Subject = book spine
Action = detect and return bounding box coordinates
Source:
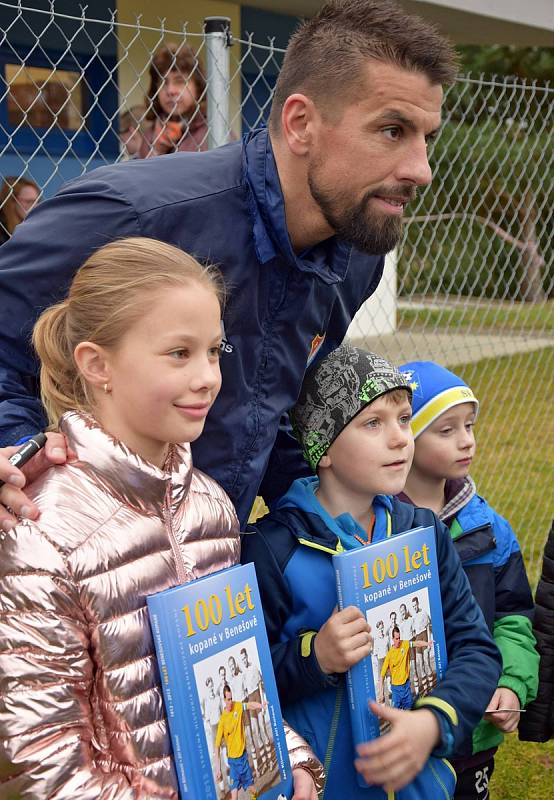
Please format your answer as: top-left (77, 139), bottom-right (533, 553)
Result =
top-left (149, 603), bottom-right (195, 799)
top-left (334, 563), bottom-right (366, 747)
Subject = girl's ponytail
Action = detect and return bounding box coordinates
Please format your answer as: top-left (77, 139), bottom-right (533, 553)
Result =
top-left (32, 300), bottom-right (88, 426)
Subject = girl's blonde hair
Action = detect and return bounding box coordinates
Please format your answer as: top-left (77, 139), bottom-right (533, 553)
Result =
top-left (32, 237), bottom-right (224, 426)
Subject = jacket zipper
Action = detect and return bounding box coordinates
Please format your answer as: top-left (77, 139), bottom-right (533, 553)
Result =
top-left (164, 488), bottom-right (188, 585)
top-left (322, 680), bottom-right (344, 799)
top-left (429, 759), bottom-right (453, 799)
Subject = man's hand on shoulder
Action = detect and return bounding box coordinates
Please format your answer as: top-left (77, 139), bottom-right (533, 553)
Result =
top-left (0, 432), bottom-right (71, 530)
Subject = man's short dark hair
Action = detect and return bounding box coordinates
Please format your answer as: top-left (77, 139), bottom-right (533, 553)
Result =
top-left (269, 0), bottom-right (458, 130)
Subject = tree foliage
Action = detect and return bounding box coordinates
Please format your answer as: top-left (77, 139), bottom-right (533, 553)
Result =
top-left (458, 46), bottom-right (554, 82)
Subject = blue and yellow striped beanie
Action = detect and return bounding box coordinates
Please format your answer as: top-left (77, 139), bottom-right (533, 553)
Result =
top-left (398, 361), bottom-right (479, 439)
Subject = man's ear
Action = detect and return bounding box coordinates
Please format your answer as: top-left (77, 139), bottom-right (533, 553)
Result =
top-left (318, 453), bottom-right (332, 469)
top-left (73, 341), bottom-right (112, 390)
top-left (280, 93), bottom-right (319, 157)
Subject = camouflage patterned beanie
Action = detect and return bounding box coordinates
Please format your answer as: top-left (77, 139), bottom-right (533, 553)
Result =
top-left (291, 345), bottom-right (412, 472)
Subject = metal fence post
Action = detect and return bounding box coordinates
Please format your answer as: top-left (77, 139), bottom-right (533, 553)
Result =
top-left (204, 16), bottom-right (232, 149)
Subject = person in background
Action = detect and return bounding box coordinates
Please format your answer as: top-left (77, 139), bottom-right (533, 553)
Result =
top-left (371, 619), bottom-right (389, 703)
top-left (240, 646), bottom-right (272, 773)
top-left (0, 176), bottom-right (39, 244)
top-left (519, 520), bottom-right (554, 743)
top-left (411, 595), bottom-right (434, 693)
top-left (398, 360), bottom-right (539, 800)
top-left (203, 677), bottom-right (226, 793)
top-left (140, 42), bottom-right (208, 157)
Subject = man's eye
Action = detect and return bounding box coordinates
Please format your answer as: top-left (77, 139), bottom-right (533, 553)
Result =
top-left (383, 126), bottom-right (402, 141)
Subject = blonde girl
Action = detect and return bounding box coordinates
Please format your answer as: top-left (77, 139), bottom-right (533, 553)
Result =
top-left (0, 237), bottom-right (322, 799)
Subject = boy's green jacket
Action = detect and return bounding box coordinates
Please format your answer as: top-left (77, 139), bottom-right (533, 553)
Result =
top-left (446, 488), bottom-right (539, 758)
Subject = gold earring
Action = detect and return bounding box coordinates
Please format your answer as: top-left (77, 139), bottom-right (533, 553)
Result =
top-left (103, 383), bottom-right (111, 394)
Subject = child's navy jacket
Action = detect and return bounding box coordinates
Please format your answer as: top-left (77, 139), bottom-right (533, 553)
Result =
top-left (242, 477), bottom-right (502, 799)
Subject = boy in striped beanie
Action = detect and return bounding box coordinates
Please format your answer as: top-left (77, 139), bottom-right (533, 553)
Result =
top-left (398, 360), bottom-right (538, 800)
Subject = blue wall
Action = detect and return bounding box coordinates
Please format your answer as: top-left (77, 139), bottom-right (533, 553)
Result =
top-left (240, 5), bottom-right (300, 131)
top-left (0, 0), bottom-right (119, 197)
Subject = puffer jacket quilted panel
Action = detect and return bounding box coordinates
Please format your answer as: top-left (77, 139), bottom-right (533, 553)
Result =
top-left (0, 411), bottom-right (240, 799)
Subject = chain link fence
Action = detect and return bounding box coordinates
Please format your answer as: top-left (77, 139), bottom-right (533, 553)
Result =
top-left (0, 2), bottom-right (552, 580)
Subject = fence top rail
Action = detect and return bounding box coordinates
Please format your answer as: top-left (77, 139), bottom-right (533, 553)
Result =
top-left (236, 33), bottom-right (286, 55)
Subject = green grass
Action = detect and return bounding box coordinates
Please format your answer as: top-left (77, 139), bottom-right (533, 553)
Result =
top-left (449, 349), bottom-right (554, 798)
top-left (490, 735), bottom-right (554, 800)
top-left (398, 300), bottom-right (554, 335)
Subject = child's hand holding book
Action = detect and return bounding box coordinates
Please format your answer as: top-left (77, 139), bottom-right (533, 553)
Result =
top-left (314, 605), bottom-right (373, 674)
top-left (354, 700), bottom-right (440, 792)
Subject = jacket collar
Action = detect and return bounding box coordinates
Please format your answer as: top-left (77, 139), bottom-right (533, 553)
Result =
top-left (397, 476), bottom-right (477, 528)
top-left (441, 476), bottom-right (477, 525)
top-left (59, 411), bottom-right (193, 516)
top-left (276, 475), bottom-right (393, 552)
top-left (243, 127), bottom-right (353, 285)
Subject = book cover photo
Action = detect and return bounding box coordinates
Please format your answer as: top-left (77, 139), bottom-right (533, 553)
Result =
top-left (147, 562), bottom-right (292, 800)
top-left (333, 526), bottom-right (447, 743)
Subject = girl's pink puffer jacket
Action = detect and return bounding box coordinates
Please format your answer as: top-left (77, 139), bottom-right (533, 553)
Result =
top-left (0, 412), bottom-right (323, 798)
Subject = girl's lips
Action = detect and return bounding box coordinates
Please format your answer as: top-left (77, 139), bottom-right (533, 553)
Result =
top-left (383, 460), bottom-right (407, 469)
top-left (456, 457), bottom-right (472, 465)
top-left (174, 404), bottom-right (211, 419)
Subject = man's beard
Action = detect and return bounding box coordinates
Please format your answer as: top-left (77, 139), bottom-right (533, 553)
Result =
top-left (308, 164), bottom-right (415, 255)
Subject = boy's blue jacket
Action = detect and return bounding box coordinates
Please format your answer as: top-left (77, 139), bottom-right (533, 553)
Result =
top-left (441, 488), bottom-right (538, 758)
top-left (0, 128), bottom-right (383, 524)
top-left (241, 478), bottom-right (502, 800)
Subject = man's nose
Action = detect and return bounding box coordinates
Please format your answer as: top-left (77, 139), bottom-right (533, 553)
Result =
top-left (399, 140), bottom-right (433, 188)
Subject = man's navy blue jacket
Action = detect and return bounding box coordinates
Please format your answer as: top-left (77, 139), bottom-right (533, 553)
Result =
top-left (0, 129), bottom-right (384, 523)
